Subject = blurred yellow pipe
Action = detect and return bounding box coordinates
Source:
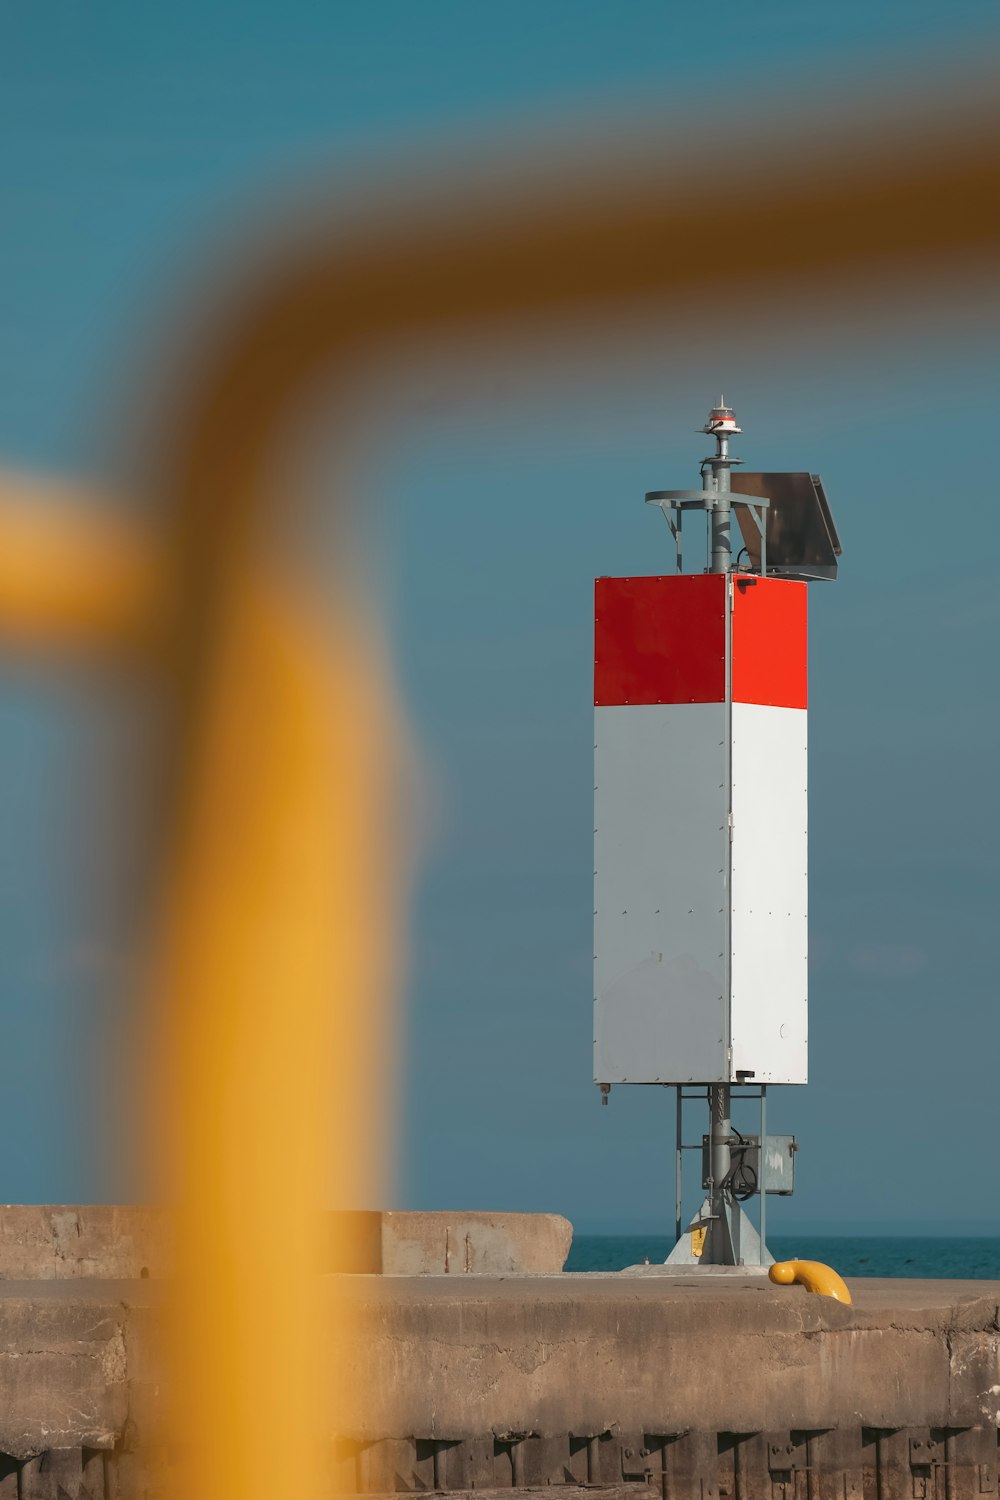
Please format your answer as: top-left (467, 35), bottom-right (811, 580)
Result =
top-left (0, 477), bottom-right (159, 652)
top-left (770, 1260), bottom-right (853, 1304)
top-left (146, 574), bottom-right (402, 1495)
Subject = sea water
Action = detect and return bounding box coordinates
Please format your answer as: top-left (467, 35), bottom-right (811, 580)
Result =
top-left (565, 1234), bottom-right (1000, 1278)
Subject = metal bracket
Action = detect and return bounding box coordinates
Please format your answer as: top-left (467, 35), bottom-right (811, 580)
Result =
top-left (909, 1434), bottom-right (939, 1499)
top-left (767, 1437), bottom-right (803, 1473)
top-left (645, 489), bottom-right (770, 576)
top-left (766, 1432), bottom-right (809, 1499)
top-left (739, 500), bottom-right (768, 577)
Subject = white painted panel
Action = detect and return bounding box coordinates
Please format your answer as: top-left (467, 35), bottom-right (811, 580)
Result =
top-left (730, 703), bottom-right (808, 1084)
top-left (594, 704), bottom-right (728, 1083)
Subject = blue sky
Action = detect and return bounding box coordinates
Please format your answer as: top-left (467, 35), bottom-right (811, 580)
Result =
top-left (1, 2), bottom-right (998, 1236)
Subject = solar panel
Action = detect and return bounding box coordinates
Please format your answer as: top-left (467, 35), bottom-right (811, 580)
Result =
top-left (731, 472), bottom-right (841, 581)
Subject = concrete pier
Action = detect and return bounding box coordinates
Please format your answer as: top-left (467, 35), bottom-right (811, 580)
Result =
top-left (338, 1272), bottom-right (1000, 1496)
top-left (0, 1272), bottom-right (995, 1496)
top-left (0, 1213), bottom-right (995, 1497)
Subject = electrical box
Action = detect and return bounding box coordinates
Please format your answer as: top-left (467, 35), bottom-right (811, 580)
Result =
top-left (700, 1134), bottom-right (797, 1195)
top-left (593, 571), bottom-right (808, 1086)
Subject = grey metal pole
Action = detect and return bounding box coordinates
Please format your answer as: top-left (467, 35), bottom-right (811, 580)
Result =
top-left (709, 428), bottom-right (732, 574)
top-left (675, 1087), bottom-right (683, 1246)
top-left (705, 400), bottom-right (737, 1264)
top-left (709, 1083), bottom-right (731, 1189)
top-left (707, 1082), bottom-right (732, 1262)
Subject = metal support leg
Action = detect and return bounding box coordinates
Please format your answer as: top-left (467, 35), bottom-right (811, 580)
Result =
top-left (675, 1087), bottom-right (683, 1247)
top-left (759, 1085), bottom-right (767, 1265)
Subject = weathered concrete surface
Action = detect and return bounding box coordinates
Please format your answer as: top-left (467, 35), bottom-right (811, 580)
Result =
top-left (339, 1273), bottom-right (1000, 1438)
top-left (379, 1212), bottom-right (573, 1275)
top-left (0, 1273), bottom-right (993, 1449)
top-left (0, 1207), bottom-right (572, 1277)
top-left (0, 1272), bottom-right (994, 1495)
top-left (0, 1207), bottom-right (170, 1280)
top-left (0, 1282), bottom-right (142, 1460)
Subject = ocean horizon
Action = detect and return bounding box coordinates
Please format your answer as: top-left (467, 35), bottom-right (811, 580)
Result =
top-left (566, 1232), bottom-right (1000, 1278)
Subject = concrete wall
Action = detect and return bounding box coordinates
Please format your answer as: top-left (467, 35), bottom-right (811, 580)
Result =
top-left (378, 1212), bottom-right (572, 1275)
top-left (335, 1273), bottom-right (1000, 1497)
top-left (345, 1273), bottom-right (1000, 1437)
top-left (0, 1286), bottom-right (129, 1460)
top-left (0, 1272), bottom-right (989, 1496)
top-left (0, 1206), bottom-right (171, 1280)
top-left (0, 1214), bottom-right (995, 1498)
top-left (0, 1207), bottom-right (572, 1278)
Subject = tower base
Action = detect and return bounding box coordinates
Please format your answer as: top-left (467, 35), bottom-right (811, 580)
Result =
top-left (665, 1198), bottom-right (773, 1268)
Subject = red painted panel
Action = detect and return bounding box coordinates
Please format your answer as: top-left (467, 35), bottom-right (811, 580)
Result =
top-left (731, 575), bottom-right (807, 709)
top-left (594, 574), bottom-right (726, 706)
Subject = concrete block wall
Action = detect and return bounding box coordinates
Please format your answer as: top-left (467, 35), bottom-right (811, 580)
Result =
top-left (0, 1211), bottom-right (995, 1497)
top-left (0, 1206), bottom-right (573, 1278)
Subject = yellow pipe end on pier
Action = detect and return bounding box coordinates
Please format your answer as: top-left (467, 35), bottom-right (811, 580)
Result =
top-left (769, 1260), bottom-right (852, 1304)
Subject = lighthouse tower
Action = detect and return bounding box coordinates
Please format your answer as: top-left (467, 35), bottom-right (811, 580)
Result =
top-left (593, 401), bottom-right (840, 1266)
